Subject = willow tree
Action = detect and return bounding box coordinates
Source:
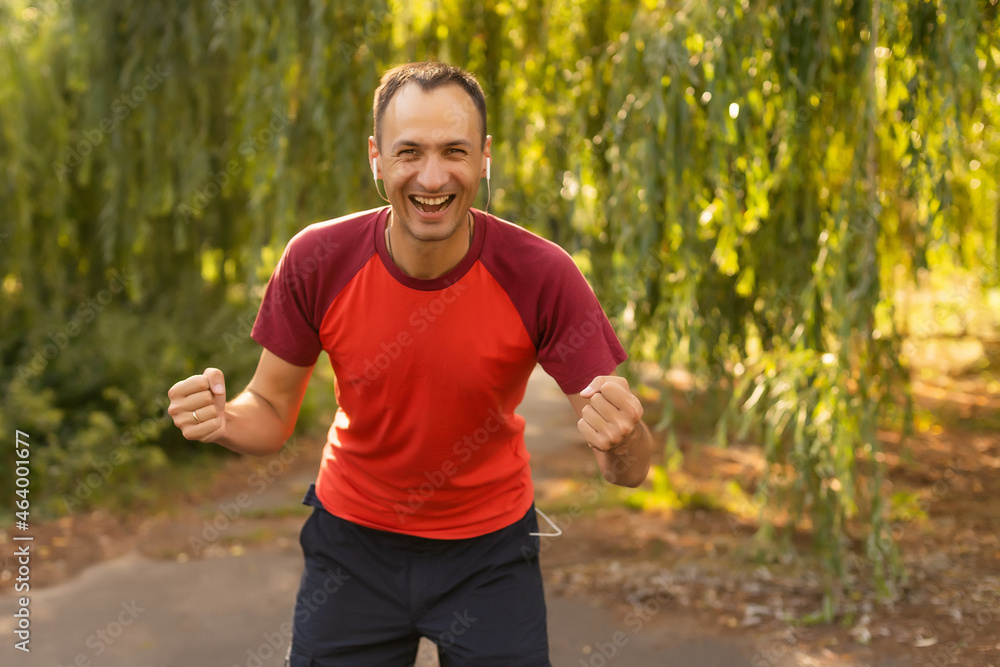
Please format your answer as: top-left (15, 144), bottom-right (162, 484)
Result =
top-left (2, 0), bottom-right (997, 608)
top-left (381, 0), bottom-right (999, 609)
top-left (608, 0), bottom-right (998, 610)
top-left (0, 0), bottom-right (390, 512)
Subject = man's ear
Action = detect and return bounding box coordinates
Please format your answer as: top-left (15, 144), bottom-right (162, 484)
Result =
top-left (368, 136), bottom-right (380, 179)
top-left (481, 135), bottom-right (492, 179)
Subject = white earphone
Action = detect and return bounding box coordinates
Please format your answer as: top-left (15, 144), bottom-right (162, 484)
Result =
top-left (486, 156), bottom-right (491, 182)
top-left (372, 156), bottom-right (389, 203)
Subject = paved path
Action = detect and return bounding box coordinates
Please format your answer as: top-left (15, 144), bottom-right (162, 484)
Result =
top-left (0, 367), bottom-right (758, 667)
top-left (0, 548), bottom-right (755, 667)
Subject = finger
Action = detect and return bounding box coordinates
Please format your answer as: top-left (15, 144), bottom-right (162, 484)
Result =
top-left (203, 367), bottom-right (227, 422)
top-left (167, 392), bottom-right (214, 430)
top-left (579, 405), bottom-right (613, 451)
top-left (586, 387), bottom-right (640, 442)
top-left (580, 375), bottom-right (628, 399)
top-left (588, 390), bottom-right (621, 422)
top-left (167, 375), bottom-right (211, 402)
top-left (167, 380), bottom-right (211, 424)
top-left (176, 389), bottom-right (216, 412)
top-left (577, 415), bottom-right (606, 451)
top-left (204, 367), bottom-right (226, 397)
top-left (586, 401), bottom-right (624, 446)
top-left (190, 404), bottom-right (218, 424)
top-left (595, 382), bottom-right (643, 421)
top-left (181, 421), bottom-right (221, 443)
top-left (180, 402), bottom-right (223, 442)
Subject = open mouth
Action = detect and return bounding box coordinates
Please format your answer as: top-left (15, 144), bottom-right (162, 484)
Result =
top-left (409, 194), bottom-right (456, 214)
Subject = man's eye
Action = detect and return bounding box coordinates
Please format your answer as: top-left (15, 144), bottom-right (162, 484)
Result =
top-left (399, 149), bottom-right (417, 156)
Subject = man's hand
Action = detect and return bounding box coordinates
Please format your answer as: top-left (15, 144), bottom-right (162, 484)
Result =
top-left (577, 375), bottom-right (644, 453)
top-left (567, 375), bottom-right (651, 487)
top-left (167, 368), bottom-right (228, 444)
top-left (166, 351), bottom-right (312, 457)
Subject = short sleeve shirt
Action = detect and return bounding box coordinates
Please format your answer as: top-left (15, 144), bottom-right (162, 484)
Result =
top-left (251, 207), bottom-right (626, 538)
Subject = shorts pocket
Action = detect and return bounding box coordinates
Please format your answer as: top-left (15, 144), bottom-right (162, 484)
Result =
top-left (298, 507), bottom-right (321, 555)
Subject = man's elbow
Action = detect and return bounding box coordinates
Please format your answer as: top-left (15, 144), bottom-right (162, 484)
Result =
top-left (266, 430), bottom-right (297, 457)
top-left (601, 463), bottom-right (650, 488)
top-left (248, 429), bottom-right (296, 458)
top-left (617, 475), bottom-right (648, 489)
top-left (260, 442), bottom-right (288, 457)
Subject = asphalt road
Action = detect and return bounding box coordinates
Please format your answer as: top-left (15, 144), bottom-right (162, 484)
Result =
top-left (0, 368), bottom-right (759, 667)
top-left (0, 547), bottom-right (761, 667)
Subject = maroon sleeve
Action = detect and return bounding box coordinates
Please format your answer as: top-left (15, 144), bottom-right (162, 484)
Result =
top-left (251, 211), bottom-right (380, 367)
top-left (479, 214), bottom-right (627, 394)
top-left (250, 232), bottom-right (324, 367)
top-left (533, 255), bottom-right (627, 394)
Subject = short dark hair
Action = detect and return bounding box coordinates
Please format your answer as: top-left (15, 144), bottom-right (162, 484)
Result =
top-left (373, 62), bottom-right (487, 149)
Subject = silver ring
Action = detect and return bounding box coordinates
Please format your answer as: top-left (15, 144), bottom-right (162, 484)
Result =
top-left (192, 410), bottom-right (202, 423)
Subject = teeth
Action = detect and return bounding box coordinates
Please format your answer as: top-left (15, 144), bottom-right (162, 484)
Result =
top-left (413, 195), bottom-right (450, 206)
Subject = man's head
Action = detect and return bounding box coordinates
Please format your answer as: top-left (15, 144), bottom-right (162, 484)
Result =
top-left (372, 62), bottom-right (487, 150)
top-left (369, 62), bottom-right (492, 250)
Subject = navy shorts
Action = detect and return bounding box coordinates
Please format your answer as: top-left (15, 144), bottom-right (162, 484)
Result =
top-left (285, 485), bottom-right (550, 666)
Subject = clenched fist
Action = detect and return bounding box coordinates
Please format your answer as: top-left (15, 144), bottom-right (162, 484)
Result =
top-left (577, 375), bottom-right (644, 453)
top-left (167, 367), bottom-right (228, 443)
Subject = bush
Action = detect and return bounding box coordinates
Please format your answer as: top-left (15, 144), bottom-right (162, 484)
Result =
top-left (0, 292), bottom-right (261, 519)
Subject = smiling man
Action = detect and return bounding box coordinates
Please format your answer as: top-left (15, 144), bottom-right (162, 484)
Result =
top-left (167, 62), bottom-right (652, 666)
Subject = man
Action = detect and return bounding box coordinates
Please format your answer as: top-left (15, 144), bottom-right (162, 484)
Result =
top-left (167, 62), bottom-right (652, 666)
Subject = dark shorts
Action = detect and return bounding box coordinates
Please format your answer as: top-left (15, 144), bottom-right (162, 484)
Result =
top-left (286, 485), bottom-right (550, 666)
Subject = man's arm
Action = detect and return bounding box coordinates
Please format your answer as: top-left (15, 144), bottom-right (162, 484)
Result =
top-left (168, 349), bottom-right (314, 456)
top-left (567, 375), bottom-right (653, 488)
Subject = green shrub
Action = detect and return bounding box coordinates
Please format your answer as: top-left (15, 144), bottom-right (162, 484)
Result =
top-left (1, 292), bottom-right (261, 519)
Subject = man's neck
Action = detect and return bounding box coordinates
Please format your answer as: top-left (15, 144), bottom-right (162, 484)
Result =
top-left (386, 210), bottom-right (474, 280)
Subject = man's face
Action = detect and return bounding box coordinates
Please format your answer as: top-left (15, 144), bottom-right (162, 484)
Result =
top-left (371, 83), bottom-right (490, 243)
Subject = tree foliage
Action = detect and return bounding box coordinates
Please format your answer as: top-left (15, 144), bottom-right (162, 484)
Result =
top-left (1, 0), bottom-right (997, 608)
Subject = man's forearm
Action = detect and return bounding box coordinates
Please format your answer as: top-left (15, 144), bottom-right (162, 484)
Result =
top-left (597, 421), bottom-right (653, 487)
top-left (214, 390), bottom-right (294, 457)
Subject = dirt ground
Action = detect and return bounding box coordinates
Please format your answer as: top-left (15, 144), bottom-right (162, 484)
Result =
top-left (2, 370), bottom-right (999, 666)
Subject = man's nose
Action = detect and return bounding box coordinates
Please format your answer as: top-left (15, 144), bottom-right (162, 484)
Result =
top-left (416, 155), bottom-right (449, 192)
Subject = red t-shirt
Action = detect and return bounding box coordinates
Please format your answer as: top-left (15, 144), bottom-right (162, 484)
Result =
top-left (251, 207), bottom-right (626, 538)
